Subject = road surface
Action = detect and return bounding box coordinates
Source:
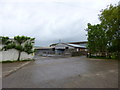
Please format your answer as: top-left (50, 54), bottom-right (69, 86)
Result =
top-left (2, 56), bottom-right (118, 88)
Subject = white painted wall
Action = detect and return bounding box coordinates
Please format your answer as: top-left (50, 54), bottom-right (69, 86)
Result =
top-left (0, 38), bottom-right (35, 61)
top-left (0, 49), bottom-right (34, 61)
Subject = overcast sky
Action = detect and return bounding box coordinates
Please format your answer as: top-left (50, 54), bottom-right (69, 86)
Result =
top-left (0, 0), bottom-right (119, 46)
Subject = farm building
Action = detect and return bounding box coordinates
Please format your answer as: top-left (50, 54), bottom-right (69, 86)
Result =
top-left (35, 41), bottom-right (87, 56)
top-left (35, 47), bottom-right (55, 56)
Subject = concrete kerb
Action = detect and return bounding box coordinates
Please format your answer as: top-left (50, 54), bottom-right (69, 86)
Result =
top-left (2, 61), bottom-right (33, 78)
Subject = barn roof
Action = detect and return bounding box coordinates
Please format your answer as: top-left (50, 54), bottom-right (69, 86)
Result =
top-left (68, 44), bottom-right (86, 48)
top-left (34, 46), bottom-right (53, 49)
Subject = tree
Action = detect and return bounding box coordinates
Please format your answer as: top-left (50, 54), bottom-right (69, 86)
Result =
top-left (1, 36), bottom-right (35, 61)
top-left (86, 23), bottom-right (107, 57)
top-left (0, 36), bottom-right (14, 51)
top-left (0, 36), bottom-right (9, 45)
top-left (14, 36), bottom-right (35, 61)
top-left (86, 2), bottom-right (120, 59)
top-left (99, 4), bottom-right (120, 59)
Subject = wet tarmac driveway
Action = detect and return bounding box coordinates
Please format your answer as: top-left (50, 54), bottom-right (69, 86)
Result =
top-left (2, 56), bottom-right (118, 88)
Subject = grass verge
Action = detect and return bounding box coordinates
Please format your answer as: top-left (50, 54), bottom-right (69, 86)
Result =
top-left (88, 56), bottom-right (117, 60)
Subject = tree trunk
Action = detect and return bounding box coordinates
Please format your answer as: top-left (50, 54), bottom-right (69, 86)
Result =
top-left (117, 52), bottom-right (120, 60)
top-left (101, 52), bottom-right (105, 57)
top-left (89, 53), bottom-right (91, 57)
top-left (17, 51), bottom-right (21, 61)
top-left (108, 53), bottom-right (111, 59)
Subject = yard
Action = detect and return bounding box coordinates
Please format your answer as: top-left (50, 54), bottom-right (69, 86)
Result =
top-left (2, 56), bottom-right (118, 88)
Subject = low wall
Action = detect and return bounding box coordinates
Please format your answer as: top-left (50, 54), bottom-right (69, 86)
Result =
top-left (71, 51), bottom-right (87, 56)
top-left (0, 49), bottom-right (34, 61)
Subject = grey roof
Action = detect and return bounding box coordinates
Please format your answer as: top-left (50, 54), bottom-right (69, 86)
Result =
top-left (68, 44), bottom-right (86, 48)
top-left (34, 46), bottom-right (53, 49)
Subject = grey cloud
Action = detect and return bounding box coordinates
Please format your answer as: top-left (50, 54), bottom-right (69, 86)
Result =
top-left (0, 0), bottom-right (118, 46)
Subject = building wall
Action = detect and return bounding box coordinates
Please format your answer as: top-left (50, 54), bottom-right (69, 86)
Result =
top-left (35, 49), bottom-right (55, 55)
top-left (0, 49), bottom-right (34, 61)
top-left (54, 43), bottom-right (74, 55)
